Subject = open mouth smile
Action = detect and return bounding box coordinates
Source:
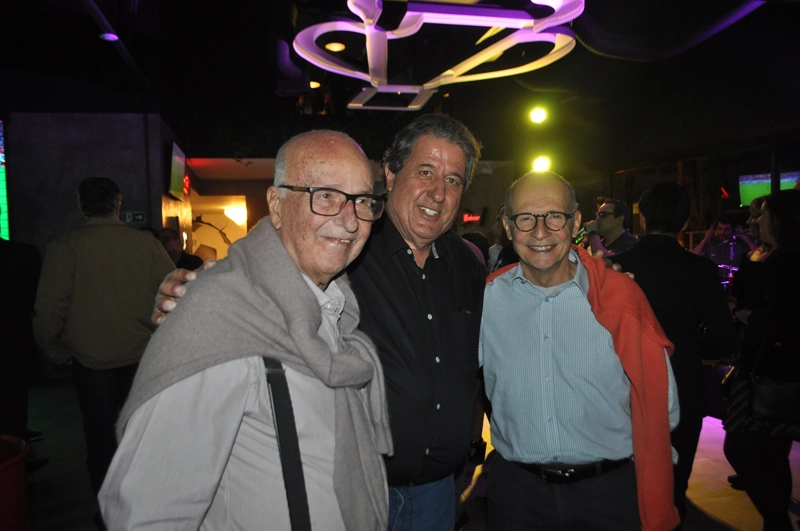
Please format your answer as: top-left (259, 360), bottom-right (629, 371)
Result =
top-left (419, 206), bottom-right (439, 217)
top-left (528, 244), bottom-right (555, 252)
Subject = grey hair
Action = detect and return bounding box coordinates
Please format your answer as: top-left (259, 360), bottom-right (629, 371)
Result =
top-left (382, 114), bottom-right (482, 189)
top-left (505, 171), bottom-right (577, 215)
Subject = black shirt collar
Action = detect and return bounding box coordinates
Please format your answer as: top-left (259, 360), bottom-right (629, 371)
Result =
top-left (371, 215), bottom-right (451, 266)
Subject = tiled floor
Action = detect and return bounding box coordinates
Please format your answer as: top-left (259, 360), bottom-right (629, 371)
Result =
top-left (15, 376), bottom-right (800, 530)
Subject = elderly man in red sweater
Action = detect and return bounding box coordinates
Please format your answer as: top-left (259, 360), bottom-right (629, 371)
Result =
top-left (481, 171), bottom-right (681, 531)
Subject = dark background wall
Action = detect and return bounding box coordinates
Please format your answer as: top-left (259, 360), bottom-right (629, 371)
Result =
top-left (6, 113), bottom-right (174, 252)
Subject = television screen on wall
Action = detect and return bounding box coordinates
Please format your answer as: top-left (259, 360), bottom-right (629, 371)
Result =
top-left (0, 120), bottom-right (8, 240)
top-left (780, 171), bottom-right (799, 191)
top-left (169, 142), bottom-right (188, 201)
top-left (739, 172), bottom-right (800, 207)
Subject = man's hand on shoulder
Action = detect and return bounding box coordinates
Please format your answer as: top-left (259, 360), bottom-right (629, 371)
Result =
top-left (151, 260), bottom-right (216, 325)
top-left (593, 249), bottom-right (633, 279)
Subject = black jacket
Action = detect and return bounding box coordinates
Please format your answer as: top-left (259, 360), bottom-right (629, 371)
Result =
top-left (611, 234), bottom-right (737, 417)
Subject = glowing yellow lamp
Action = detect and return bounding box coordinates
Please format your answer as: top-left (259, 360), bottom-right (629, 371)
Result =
top-left (532, 156), bottom-right (551, 172)
top-left (224, 206), bottom-right (248, 226)
top-left (324, 42), bottom-right (346, 52)
top-left (529, 108), bottom-right (547, 124)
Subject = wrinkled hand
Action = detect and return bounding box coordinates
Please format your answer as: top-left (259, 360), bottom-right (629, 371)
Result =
top-left (151, 259), bottom-right (216, 325)
top-left (593, 249), bottom-right (633, 279)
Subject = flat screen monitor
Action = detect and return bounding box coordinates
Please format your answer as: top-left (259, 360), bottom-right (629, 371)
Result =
top-left (0, 120), bottom-right (8, 240)
top-left (169, 142), bottom-right (188, 201)
top-left (738, 173), bottom-right (771, 207)
top-left (739, 172), bottom-right (800, 207)
top-left (780, 170), bottom-right (799, 191)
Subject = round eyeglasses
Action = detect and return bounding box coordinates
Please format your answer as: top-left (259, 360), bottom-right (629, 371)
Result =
top-left (506, 211), bottom-right (574, 232)
top-left (278, 185), bottom-right (385, 222)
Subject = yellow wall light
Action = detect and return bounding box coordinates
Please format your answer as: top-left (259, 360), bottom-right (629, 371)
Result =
top-left (224, 206), bottom-right (248, 226)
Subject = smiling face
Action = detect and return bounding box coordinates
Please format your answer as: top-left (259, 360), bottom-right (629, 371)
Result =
top-left (267, 132), bottom-right (374, 290)
top-left (503, 174), bottom-right (581, 287)
top-left (384, 135), bottom-right (466, 253)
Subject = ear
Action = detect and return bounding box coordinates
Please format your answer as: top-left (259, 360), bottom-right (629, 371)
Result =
top-left (502, 216), bottom-right (513, 241)
top-left (267, 187), bottom-right (283, 230)
top-left (385, 166), bottom-right (397, 192)
top-left (571, 210), bottom-right (582, 238)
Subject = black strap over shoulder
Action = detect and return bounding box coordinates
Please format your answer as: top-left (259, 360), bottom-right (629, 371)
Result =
top-left (263, 357), bottom-right (312, 531)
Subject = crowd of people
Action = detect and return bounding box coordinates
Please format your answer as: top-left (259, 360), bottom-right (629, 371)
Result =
top-left (3, 113), bottom-right (799, 531)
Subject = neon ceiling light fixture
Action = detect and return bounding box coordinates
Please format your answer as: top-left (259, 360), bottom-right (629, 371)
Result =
top-left (293, 0), bottom-right (584, 111)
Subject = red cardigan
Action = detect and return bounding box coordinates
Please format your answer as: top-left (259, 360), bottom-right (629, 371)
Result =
top-left (488, 247), bottom-right (680, 531)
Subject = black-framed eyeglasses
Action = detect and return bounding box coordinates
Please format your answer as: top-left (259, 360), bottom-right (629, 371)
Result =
top-left (506, 211), bottom-right (575, 232)
top-left (278, 185), bottom-right (385, 222)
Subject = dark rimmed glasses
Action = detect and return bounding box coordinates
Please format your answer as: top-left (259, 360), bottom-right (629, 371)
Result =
top-left (278, 185), bottom-right (385, 222)
top-left (506, 211), bottom-right (575, 232)
top-left (596, 211), bottom-right (619, 220)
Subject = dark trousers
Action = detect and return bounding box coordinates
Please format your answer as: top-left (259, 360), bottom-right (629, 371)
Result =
top-left (487, 453), bottom-right (640, 531)
top-left (671, 414), bottom-right (703, 523)
top-left (724, 429), bottom-right (794, 531)
top-left (72, 360), bottom-right (138, 495)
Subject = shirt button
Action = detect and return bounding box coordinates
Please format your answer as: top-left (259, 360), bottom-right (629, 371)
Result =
top-left (422, 274), bottom-right (426, 280)
top-left (544, 335), bottom-right (550, 341)
top-left (435, 357), bottom-right (440, 363)
top-left (545, 297), bottom-right (550, 302)
top-left (436, 403), bottom-right (441, 410)
top-left (548, 417), bottom-right (553, 422)
top-left (427, 314), bottom-right (433, 320)
top-left (545, 376), bottom-right (550, 382)
top-left (407, 249), bottom-right (413, 255)
top-left (425, 448), bottom-right (430, 455)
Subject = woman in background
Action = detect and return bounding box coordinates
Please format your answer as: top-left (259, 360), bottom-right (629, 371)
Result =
top-left (724, 189), bottom-right (800, 531)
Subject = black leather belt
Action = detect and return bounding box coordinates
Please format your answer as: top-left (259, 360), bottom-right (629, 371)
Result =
top-left (512, 457), bottom-right (632, 484)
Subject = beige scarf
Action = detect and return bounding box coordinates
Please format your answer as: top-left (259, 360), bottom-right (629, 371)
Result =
top-left (118, 219), bottom-right (393, 531)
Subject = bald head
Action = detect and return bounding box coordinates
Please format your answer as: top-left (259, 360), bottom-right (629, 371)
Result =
top-left (505, 172), bottom-right (576, 216)
top-left (274, 130), bottom-right (371, 191)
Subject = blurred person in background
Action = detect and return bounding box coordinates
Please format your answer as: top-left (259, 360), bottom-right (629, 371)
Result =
top-left (584, 199), bottom-right (638, 255)
top-left (724, 189), bottom-right (800, 531)
top-left (33, 177), bottom-right (175, 526)
top-left (610, 182), bottom-right (737, 525)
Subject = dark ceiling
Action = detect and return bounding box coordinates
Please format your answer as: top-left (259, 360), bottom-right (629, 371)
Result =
top-left (3, 0), bottom-right (800, 174)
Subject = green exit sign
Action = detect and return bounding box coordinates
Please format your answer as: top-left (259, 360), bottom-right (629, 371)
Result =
top-left (122, 211), bottom-right (146, 224)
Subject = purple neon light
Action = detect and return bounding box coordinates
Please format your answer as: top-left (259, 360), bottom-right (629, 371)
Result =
top-left (99, 33), bottom-right (119, 42)
top-left (293, 0), bottom-right (583, 110)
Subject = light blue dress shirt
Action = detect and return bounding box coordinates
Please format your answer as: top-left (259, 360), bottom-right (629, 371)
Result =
top-left (480, 250), bottom-right (678, 465)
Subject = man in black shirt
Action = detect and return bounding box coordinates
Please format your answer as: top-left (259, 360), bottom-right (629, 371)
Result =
top-left (348, 115), bottom-right (484, 530)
